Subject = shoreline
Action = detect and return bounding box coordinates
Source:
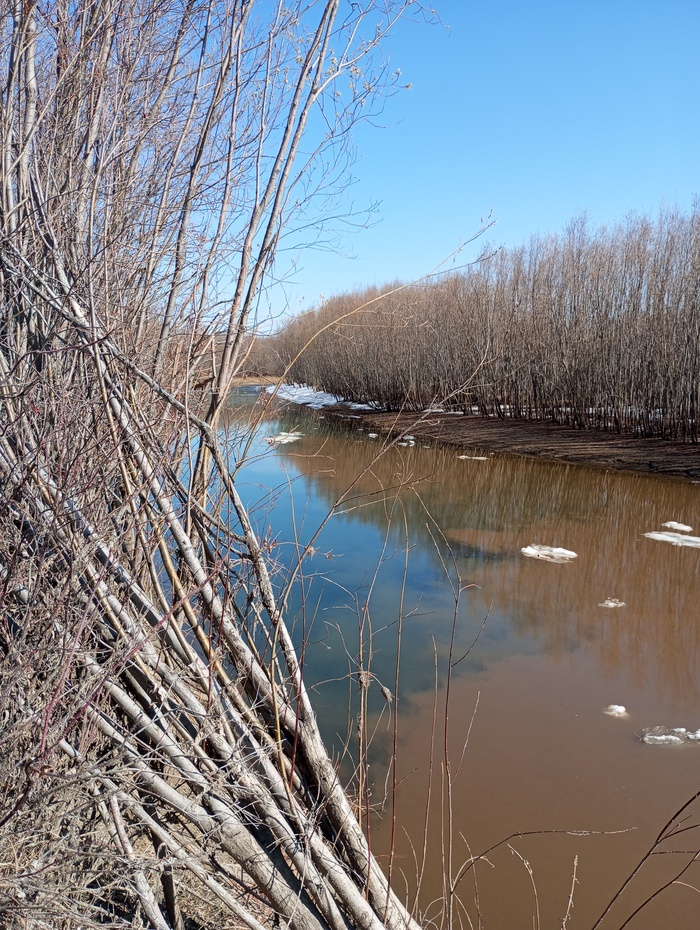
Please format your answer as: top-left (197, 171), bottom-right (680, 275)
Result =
top-left (323, 405), bottom-right (700, 482)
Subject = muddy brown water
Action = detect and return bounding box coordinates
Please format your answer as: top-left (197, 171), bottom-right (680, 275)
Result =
top-left (229, 390), bottom-right (700, 929)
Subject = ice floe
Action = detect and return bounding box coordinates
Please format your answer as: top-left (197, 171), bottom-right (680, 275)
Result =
top-left (521, 544), bottom-right (578, 563)
top-left (604, 705), bottom-right (628, 718)
top-left (598, 598), bottom-right (626, 608)
top-left (662, 521), bottom-right (693, 532)
top-left (266, 431), bottom-right (303, 445)
top-left (643, 531), bottom-right (700, 548)
top-left (642, 726), bottom-right (700, 745)
top-left (367, 433), bottom-right (379, 439)
top-left (458, 455), bottom-right (489, 461)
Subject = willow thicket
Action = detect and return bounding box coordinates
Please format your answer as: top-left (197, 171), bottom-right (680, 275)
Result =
top-left (273, 208), bottom-right (700, 441)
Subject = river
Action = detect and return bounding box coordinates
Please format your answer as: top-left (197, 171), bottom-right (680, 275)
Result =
top-left (226, 386), bottom-right (700, 929)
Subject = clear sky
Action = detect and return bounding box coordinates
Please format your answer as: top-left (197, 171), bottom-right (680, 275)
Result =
top-left (270, 0), bottom-right (699, 315)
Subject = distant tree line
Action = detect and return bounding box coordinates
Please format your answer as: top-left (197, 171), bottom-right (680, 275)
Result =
top-left (271, 206), bottom-right (700, 441)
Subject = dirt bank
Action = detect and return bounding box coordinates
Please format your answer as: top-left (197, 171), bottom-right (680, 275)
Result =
top-left (325, 407), bottom-right (700, 481)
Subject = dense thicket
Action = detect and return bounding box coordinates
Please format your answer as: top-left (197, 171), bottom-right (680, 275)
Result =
top-left (276, 208), bottom-right (700, 441)
top-left (0, 2), bottom-right (429, 929)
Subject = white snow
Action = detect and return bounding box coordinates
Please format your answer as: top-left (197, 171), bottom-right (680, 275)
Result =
top-left (521, 544), bottom-right (578, 563)
top-left (458, 455), bottom-right (489, 461)
top-left (266, 384), bottom-right (374, 410)
top-left (367, 433), bottom-right (379, 439)
top-left (643, 731), bottom-right (686, 745)
top-left (604, 705), bottom-right (628, 717)
top-left (662, 521), bottom-right (693, 532)
top-left (598, 598), bottom-right (626, 608)
top-left (267, 431), bottom-right (303, 445)
top-left (642, 726), bottom-right (692, 745)
top-left (643, 531), bottom-right (700, 548)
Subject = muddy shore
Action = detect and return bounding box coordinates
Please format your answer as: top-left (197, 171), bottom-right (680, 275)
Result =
top-left (324, 406), bottom-right (700, 482)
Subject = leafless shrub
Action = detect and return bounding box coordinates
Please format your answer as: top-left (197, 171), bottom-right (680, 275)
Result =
top-left (0, 2), bottom-right (437, 928)
top-left (277, 207), bottom-right (700, 442)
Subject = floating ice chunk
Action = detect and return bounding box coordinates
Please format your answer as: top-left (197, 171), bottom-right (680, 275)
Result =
top-left (598, 598), bottom-right (626, 608)
top-left (642, 726), bottom-right (690, 745)
top-left (604, 704), bottom-right (628, 717)
top-left (367, 433), bottom-right (379, 439)
top-left (457, 455), bottom-right (489, 461)
top-left (643, 732), bottom-right (684, 745)
top-left (662, 521), bottom-right (693, 532)
top-left (267, 431), bottom-right (303, 445)
top-left (521, 544), bottom-right (578, 563)
top-left (644, 531), bottom-right (700, 548)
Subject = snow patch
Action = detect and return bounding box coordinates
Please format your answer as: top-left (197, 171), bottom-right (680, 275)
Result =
top-left (521, 545), bottom-right (578, 563)
top-left (266, 384), bottom-right (373, 410)
top-left (598, 598), bottom-right (626, 608)
top-left (458, 455), bottom-right (488, 461)
top-left (662, 521), bottom-right (693, 532)
top-left (267, 431), bottom-right (303, 445)
top-left (644, 531), bottom-right (700, 548)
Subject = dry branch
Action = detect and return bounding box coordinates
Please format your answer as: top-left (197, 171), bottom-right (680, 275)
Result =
top-left (0, 2), bottom-right (433, 927)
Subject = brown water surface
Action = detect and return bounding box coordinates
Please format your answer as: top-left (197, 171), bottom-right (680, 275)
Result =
top-left (231, 392), bottom-right (700, 929)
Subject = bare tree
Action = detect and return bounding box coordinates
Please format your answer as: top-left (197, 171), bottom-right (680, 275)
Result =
top-left (0, 2), bottom-right (434, 928)
top-left (277, 206), bottom-right (700, 442)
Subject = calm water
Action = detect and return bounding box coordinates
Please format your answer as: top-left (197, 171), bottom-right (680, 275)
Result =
top-left (226, 387), bottom-right (700, 929)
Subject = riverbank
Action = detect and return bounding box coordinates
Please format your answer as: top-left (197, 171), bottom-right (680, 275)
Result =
top-left (324, 405), bottom-right (700, 481)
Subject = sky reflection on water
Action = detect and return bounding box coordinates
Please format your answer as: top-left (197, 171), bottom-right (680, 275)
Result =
top-left (224, 386), bottom-right (700, 928)
top-left (225, 390), bottom-right (700, 723)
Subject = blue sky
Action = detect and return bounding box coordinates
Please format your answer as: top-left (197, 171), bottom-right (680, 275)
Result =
top-left (271, 0), bottom-right (699, 314)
